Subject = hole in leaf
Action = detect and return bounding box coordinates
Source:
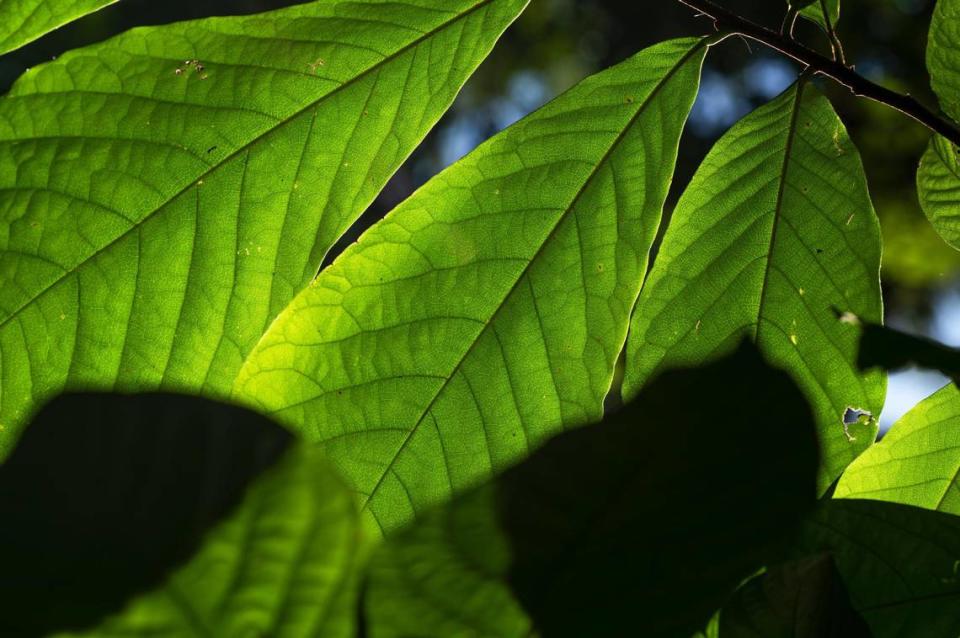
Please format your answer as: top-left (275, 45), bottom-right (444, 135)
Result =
top-left (841, 407), bottom-right (873, 442)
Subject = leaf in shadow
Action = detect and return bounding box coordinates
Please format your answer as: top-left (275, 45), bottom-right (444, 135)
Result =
top-left (720, 554), bottom-right (871, 638)
top-left (365, 341), bottom-right (821, 638)
top-left (766, 499), bottom-right (960, 638)
top-left (0, 392), bottom-right (292, 637)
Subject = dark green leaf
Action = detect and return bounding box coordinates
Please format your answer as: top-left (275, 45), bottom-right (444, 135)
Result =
top-left (623, 80), bottom-right (884, 490)
top-left (0, 392), bottom-right (292, 636)
top-left (787, 500), bottom-right (960, 637)
top-left (721, 554), bottom-right (870, 638)
top-left (364, 342), bottom-right (820, 638)
top-left (0, 0), bottom-right (116, 55)
top-left (236, 38), bottom-right (707, 533)
top-left (0, 0), bottom-right (527, 452)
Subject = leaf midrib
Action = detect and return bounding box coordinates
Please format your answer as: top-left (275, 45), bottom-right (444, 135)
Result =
top-left (353, 40), bottom-right (708, 518)
top-left (753, 80), bottom-right (805, 345)
top-left (0, 0), bottom-right (498, 331)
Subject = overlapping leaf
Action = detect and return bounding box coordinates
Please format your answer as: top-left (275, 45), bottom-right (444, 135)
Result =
top-left (0, 0), bottom-right (117, 56)
top-left (782, 500), bottom-right (960, 638)
top-left (720, 555), bottom-right (870, 638)
top-left (0, 0), bottom-right (528, 452)
top-left (835, 382), bottom-right (960, 513)
top-left (0, 392), bottom-right (293, 636)
top-left (365, 344), bottom-right (819, 638)
top-left (235, 37), bottom-right (708, 533)
top-left (623, 80), bottom-right (884, 489)
top-left (65, 444), bottom-right (366, 638)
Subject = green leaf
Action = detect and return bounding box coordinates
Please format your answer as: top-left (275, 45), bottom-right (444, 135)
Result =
top-left (782, 500), bottom-right (960, 637)
top-left (0, 0), bottom-right (528, 451)
top-left (789, 0), bottom-right (840, 32)
top-left (235, 37), bottom-right (708, 534)
top-left (835, 383), bottom-right (960, 513)
top-left (917, 135), bottom-right (960, 250)
top-left (928, 0), bottom-right (960, 123)
top-left (0, 391), bottom-right (292, 636)
top-left (364, 343), bottom-right (820, 638)
top-left (0, 0), bottom-right (117, 56)
top-left (64, 443), bottom-right (367, 638)
top-left (720, 554), bottom-right (871, 638)
top-left (623, 80), bottom-right (885, 490)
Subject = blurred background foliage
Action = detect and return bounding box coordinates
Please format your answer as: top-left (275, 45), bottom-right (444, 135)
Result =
top-left (1, 0), bottom-right (956, 426)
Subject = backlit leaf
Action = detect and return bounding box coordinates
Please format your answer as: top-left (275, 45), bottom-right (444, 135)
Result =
top-left (917, 135), bottom-right (960, 250)
top-left (365, 344), bottom-right (819, 638)
top-left (835, 382), bottom-right (960, 513)
top-left (235, 37), bottom-right (707, 533)
top-left (0, 0), bottom-right (528, 452)
top-left (928, 0), bottom-right (960, 123)
top-left (623, 80), bottom-right (885, 489)
top-left (0, 0), bottom-right (117, 56)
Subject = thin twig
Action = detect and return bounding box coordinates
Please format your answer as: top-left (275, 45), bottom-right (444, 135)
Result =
top-left (678, 0), bottom-right (960, 147)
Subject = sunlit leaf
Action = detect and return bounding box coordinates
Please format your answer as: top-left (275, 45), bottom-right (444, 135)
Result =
top-left (835, 382), bottom-right (960, 513)
top-left (235, 37), bottom-right (707, 533)
top-left (623, 80), bottom-right (884, 489)
top-left (0, 0), bottom-right (528, 452)
top-left (365, 343), bottom-right (819, 638)
top-left (928, 0), bottom-right (960, 123)
top-left (917, 135), bottom-right (960, 250)
top-left (0, 0), bottom-right (117, 56)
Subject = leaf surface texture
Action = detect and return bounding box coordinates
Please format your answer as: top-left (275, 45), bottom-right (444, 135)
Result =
top-left (0, 0), bottom-right (527, 449)
top-left (623, 80), bottom-right (885, 488)
top-left (0, 0), bottom-right (117, 55)
top-left (836, 382), bottom-right (960, 514)
top-left (236, 38), bottom-right (707, 533)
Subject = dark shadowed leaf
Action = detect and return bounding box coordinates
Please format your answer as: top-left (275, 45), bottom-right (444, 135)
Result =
top-left (364, 342), bottom-right (820, 638)
top-left (785, 500), bottom-right (960, 638)
top-left (856, 319), bottom-right (960, 382)
top-left (0, 392), bottom-right (292, 636)
top-left (69, 444), bottom-right (367, 638)
top-left (721, 554), bottom-right (870, 638)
